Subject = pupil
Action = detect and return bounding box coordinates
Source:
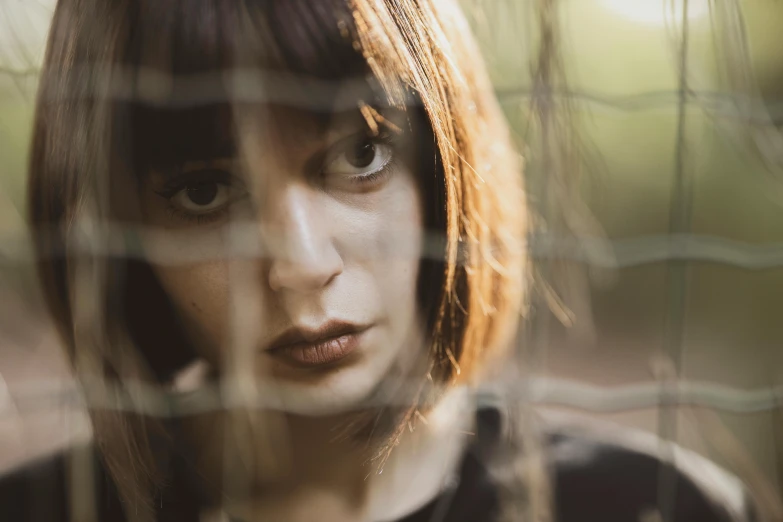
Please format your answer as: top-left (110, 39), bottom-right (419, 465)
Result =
top-left (349, 140), bottom-right (375, 168)
top-left (187, 183), bottom-right (218, 206)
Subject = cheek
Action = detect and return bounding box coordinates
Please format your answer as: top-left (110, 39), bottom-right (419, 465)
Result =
top-left (346, 171), bottom-right (424, 322)
top-left (378, 202), bottom-right (423, 302)
top-left (149, 260), bottom-right (231, 361)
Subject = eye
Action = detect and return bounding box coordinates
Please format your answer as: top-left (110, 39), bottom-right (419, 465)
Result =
top-left (171, 181), bottom-right (232, 214)
top-left (323, 135), bottom-right (394, 180)
top-left (155, 167), bottom-right (247, 222)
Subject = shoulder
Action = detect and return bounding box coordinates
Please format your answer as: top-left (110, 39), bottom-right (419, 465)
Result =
top-left (0, 444), bottom-right (126, 522)
top-left (530, 410), bottom-right (757, 522)
top-left (408, 406), bottom-right (759, 522)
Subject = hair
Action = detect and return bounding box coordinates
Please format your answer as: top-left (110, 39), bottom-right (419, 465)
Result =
top-left (28, 0), bottom-right (527, 518)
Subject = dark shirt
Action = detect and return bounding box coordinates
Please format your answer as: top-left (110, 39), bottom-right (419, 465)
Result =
top-left (0, 408), bottom-right (757, 522)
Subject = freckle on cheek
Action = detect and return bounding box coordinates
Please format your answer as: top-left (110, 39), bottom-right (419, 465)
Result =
top-left (191, 301), bottom-right (203, 313)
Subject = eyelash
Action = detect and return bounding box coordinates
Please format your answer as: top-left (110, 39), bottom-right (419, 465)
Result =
top-left (365, 140), bottom-right (397, 181)
top-left (349, 168), bottom-right (388, 185)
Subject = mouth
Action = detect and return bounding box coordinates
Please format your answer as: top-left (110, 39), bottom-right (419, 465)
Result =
top-left (266, 321), bottom-right (371, 369)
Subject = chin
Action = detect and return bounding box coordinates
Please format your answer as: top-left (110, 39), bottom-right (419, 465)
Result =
top-left (255, 347), bottom-right (402, 416)
top-left (256, 365), bottom-right (388, 416)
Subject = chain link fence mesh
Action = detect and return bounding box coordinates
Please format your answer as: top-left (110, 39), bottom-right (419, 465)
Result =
top-left (0, 0), bottom-right (781, 520)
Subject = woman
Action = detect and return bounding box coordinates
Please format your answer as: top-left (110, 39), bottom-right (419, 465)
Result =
top-left (1, 0), bottom-right (760, 521)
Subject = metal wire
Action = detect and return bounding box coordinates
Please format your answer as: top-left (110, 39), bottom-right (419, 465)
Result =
top-left (0, 0), bottom-right (781, 520)
top-left (4, 228), bottom-right (783, 270)
top-left (2, 377), bottom-right (781, 419)
top-left (4, 61), bottom-right (783, 119)
top-left (658, 1), bottom-right (694, 518)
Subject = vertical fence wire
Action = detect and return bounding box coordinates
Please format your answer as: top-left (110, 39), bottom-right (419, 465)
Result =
top-left (657, 0), bottom-right (694, 520)
top-left (0, 0), bottom-right (781, 520)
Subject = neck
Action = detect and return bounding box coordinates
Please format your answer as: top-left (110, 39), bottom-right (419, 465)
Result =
top-left (177, 387), bottom-right (473, 522)
top-left (365, 386), bottom-right (473, 521)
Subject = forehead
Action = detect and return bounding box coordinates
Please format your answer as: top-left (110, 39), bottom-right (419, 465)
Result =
top-left (238, 105), bottom-right (362, 150)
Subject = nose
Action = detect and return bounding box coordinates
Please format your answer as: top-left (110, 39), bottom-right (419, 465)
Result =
top-left (263, 185), bottom-right (343, 293)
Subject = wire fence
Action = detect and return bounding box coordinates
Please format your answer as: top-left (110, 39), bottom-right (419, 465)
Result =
top-left (1, 222), bottom-right (783, 268)
top-left (0, 0), bottom-right (781, 521)
top-left (3, 376), bottom-right (782, 419)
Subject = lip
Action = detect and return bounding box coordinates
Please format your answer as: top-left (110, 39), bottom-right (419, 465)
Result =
top-left (266, 321), bottom-right (370, 369)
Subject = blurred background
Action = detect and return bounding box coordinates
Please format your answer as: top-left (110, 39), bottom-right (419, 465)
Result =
top-left (0, 0), bottom-right (781, 512)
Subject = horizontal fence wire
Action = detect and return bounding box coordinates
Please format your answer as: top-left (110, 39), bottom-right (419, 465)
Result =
top-left (1, 227), bottom-right (782, 269)
top-left (3, 64), bottom-right (783, 122)
top-left (1, 376), bottom-right (781, 419)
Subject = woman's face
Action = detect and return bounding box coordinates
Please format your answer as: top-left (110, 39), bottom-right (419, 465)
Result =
top-left (137, 104), bottom-right (427, 415)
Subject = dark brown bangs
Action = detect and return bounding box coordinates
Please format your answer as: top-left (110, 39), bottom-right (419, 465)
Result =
top-left (126, 0), bottom-right (371, 170)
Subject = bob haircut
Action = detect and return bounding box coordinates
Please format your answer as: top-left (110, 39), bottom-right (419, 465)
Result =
top-left (28, 0), bottom-right (526, 515)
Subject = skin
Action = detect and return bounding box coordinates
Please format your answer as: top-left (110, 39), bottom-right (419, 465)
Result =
top-left (138, 105), bottom-right (427, 414)
top-left (135, 104), bottom-right (439, 519)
